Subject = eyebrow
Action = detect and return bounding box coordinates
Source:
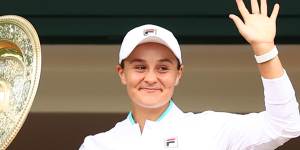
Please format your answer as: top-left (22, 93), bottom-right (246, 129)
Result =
top-left (128, 59), bottom-right (145, 64)
top-left (158, 59), bottom-right (174, 64)
top-left (128, 58), bottom-right (174, 64)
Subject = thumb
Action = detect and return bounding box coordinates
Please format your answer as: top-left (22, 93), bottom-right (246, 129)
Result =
top-left (229, 14), bottom-right (246, 33)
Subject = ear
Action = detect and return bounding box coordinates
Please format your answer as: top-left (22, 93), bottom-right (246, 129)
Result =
top-left (175, 65), bottom-right (184, 86)
top-left (115, 65), bottom-right (127, 85)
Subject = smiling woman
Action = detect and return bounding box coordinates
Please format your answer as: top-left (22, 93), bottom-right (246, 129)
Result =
top-left (79, 0), bottom-right (300, 149)
top-left (119, 43), bottom-right (181, 106)
top-left (116, 42), bottom-right (183, 131)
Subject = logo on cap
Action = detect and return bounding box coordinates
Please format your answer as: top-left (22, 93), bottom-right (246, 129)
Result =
top-left (143, 29), bottom-right (157, 36)
top-left (164, 137), bottom-right (178, 148)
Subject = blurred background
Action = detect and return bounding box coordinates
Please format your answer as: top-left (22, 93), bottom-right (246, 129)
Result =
top-left (1, 0), bottom-right (300, 149)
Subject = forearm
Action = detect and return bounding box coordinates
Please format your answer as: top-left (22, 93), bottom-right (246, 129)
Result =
top-left (252, 43), bottom-right (284, 79)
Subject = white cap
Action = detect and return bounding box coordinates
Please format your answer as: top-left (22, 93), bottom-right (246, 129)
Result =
top-left (119, 24), bottom-right (182, 64)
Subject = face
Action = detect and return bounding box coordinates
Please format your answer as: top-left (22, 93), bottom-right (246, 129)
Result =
top-left (116, 43), bottom-right (183, 109)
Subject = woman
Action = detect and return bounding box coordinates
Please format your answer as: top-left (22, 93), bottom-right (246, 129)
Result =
top-left (80, 0), bottom-right (300, 149)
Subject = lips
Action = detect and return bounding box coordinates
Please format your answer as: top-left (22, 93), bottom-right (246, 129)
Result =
top-left (139, 87), bottom-right (162, 92)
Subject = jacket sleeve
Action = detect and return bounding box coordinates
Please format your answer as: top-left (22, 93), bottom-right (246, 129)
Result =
top-left (227, 70), bottom-right (300, 149)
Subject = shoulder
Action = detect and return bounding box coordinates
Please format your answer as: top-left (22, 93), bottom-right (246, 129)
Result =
top-left (183, 110), bottom-right (231, 120)
top-left (182, 110), bottom-right (260, 125)
top-left (80, 118), bottom-right (130, 150)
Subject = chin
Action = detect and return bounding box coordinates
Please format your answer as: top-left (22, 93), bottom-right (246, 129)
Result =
top-left (134, 97), bottom-right (169, 109)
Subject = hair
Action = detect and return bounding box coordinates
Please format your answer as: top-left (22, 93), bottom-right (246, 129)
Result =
top-left (120, 58), bottom-right (181, 70)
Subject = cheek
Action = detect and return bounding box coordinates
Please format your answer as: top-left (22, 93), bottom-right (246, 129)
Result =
top-left (159, 74), bottom-right (178, 88)
top-left (125, 72), bottom-right (144, 86)
top-left (159, 76), bottom-right (177, 100)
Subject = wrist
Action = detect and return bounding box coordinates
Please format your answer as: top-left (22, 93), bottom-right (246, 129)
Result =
top-left (254, 47), bottom-right (278, 63)
top-left (251, 42), bottom-right (275, 55)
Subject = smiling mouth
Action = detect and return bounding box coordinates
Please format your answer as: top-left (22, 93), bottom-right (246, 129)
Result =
top-left (139, 88), bottom-right (162, 92)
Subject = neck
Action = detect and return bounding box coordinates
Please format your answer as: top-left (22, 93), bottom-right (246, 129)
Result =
top-left (131, 101), bottom-right (170, 133)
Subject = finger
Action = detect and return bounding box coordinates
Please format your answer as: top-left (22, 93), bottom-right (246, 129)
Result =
top-left (270, 4), bottom-right (280, 21)
top-left (261, 0), bottom-right (268, 16)
top-left (236, 0), bottom-right (250, 18)
top-left (251, 0), bottom-right (260, 14)
top-left (229, 14), bottom-right (246, 32)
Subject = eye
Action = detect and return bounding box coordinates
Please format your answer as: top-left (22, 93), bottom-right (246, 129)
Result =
top-left (158, 65), bottom-right (170, 73)
top-left (134, 65), bottom-right (146, 72)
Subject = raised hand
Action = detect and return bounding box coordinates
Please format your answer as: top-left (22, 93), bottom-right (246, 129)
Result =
top-left (229, 0), bottom-right (280, 54)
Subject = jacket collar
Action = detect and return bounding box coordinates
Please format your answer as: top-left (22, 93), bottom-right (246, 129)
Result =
top-left (127, 100), bottom-right (184, 126)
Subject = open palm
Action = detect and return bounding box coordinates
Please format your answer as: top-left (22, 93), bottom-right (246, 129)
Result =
top-left (229, 0), bottom-right (280, 44)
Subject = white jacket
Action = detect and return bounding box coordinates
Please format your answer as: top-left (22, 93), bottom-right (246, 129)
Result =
top-left (80, 71), bottom-right (300, 150)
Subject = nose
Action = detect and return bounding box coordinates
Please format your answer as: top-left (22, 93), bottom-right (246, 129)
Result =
top-left (144, 70), bottom-right (158, 85)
